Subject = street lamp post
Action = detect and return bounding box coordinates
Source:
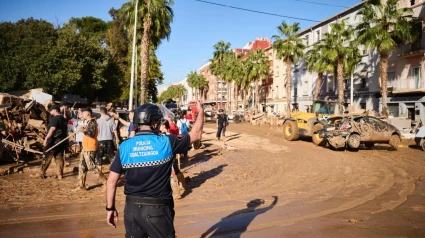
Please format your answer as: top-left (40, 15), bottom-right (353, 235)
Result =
top-left (128, 0), bottom-right (138, 110)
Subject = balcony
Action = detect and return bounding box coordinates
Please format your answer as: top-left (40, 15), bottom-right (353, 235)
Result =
top-left (388, 77), bottom-right (425, 93)
top-left (397, 40), bottom-right (425, 58)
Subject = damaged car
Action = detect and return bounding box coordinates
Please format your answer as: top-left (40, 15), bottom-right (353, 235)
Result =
top-left (319, 116), bottom-right (401, 150)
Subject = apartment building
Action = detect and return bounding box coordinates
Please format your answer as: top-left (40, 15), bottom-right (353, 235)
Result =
top-left (388, 0), bottom-right (425, 123)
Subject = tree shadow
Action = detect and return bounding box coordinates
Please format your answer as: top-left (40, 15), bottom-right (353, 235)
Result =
top-left (201, 196), bottom-right (278, 238)
top-left (181, 164), bottom-right (227, 198)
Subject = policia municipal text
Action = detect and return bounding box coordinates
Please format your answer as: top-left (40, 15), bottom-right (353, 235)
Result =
top-left (106, 101), bottom-right (204, 238)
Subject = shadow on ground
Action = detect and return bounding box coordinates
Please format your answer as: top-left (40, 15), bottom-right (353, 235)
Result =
top-left (200, 196), bottom-right (278, 238)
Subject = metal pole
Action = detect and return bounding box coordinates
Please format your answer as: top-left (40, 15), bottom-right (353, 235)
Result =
top-left (350, 73), bottom-right (354, 105)
top-left (135, 46), bottom-right (138, 107)
top-left (128, 0), bottom-right (138, 110)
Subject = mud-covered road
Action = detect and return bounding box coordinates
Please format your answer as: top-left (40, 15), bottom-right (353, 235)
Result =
top-left (0, 122), bottom-right (424, 237)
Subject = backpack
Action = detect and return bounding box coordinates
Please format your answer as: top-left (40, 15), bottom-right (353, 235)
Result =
top-left (180, 119), bottom-right (189, 134)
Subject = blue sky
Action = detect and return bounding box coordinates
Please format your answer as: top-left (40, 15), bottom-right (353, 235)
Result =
top-left (0, 0), bottom-right (361, 90)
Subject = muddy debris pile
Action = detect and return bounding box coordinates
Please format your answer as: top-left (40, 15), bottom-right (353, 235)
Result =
top-left (0, 93), bottom-right (49, 162)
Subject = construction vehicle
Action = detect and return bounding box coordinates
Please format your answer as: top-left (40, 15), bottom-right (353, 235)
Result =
top-left (282, 100), bottom-right (340, 145)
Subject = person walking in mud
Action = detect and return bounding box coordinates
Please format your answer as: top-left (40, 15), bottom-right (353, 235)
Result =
top-left (201, 196), bottom-right (278, 238)
top-left (38, 105), bottom-right (68, 179)
top-left (106, 101), bottom-right (204, 238)
top-left (216, 109), bottom-right (228, 140)
top-left (75, 108), bottom-right (107, 191)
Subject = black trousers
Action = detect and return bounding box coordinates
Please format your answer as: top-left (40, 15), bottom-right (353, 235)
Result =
top-left (216, 124), bottom-right (223, 139)
top-left (124, 198), bottom-right (175, 238)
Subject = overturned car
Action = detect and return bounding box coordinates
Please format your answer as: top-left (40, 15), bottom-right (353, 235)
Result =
top-left (318, 116), bottom-right (401, 150)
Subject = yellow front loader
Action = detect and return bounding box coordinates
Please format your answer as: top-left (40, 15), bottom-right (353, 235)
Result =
top-left (282, 100), bottom-right (340, 145)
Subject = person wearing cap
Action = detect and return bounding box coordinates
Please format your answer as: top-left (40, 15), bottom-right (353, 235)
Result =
top-left (216, 109), bottom-right (228, 140)
top-left (39, 105), bottom-right (68, 179)
top-left (106, 101), bottom-right (205, 237)
top-left (75, 107), bottom-right (107, 191)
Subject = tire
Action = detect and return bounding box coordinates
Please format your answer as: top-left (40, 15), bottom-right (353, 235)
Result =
top-left (389, 134), bottom-right (401, 149)
top-left (421, 139), bottom-right (425, 151)
top-left (312, 123), bottom-right (325, 146)
top-left (347, 134), bottom-right (360, 150)
top-left (283, 120), bottom-right (299, 141)
top-left (365, 143), bottom-right (374, 149)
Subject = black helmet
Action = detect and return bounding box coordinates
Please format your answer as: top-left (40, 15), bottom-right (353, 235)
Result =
top-left (133, 104), bottom-right (163, 125)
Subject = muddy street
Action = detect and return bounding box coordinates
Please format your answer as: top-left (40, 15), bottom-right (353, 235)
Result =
top-left (0, 122), bottom-right (424, 237)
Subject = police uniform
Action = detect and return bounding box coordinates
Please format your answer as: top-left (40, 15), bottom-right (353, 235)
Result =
top-left (110, 130), bottom-right (190, 237)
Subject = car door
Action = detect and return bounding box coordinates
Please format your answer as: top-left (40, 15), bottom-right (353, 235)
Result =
top-left (365, 117), bottom-right (389, 141)
top-left (352, 116), bottom-right (370, 141)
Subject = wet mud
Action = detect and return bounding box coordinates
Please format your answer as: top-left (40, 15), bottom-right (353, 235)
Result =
top-left (0, 122), bottom-right (424, 237)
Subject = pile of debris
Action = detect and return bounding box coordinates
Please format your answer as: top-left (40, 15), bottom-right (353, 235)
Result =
top-left (0, 93), bottom-right (50, 162)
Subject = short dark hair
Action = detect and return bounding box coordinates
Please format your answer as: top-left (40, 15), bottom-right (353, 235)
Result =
top-left (161, 120), bottom-right (170, 130)
top-left (109, 108), bottom-right (117, 114)
top-left (81, 107), bottom-right (92, 115)
top-left (100, 107), bottom-right (107, 114)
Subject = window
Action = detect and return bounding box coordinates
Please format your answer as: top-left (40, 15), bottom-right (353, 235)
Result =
top-left (359, 103), bottom-right (366, 110)
top-left (388, 71), bottom-right (395, 86)
top-left (361, 78), bottom-right (367, 89)
top-left (411, 67), bottom-right (421, 89)
top-left (314, 29), bottom-right (321, 42)
top-left (411, 0), bottom-right (416, 6)
top-left (305, 35), bottom-right (309, 46)
top-left (344, 78), bottom-right (349, 90)
top-left (327, 75), bottom-right (335, 92)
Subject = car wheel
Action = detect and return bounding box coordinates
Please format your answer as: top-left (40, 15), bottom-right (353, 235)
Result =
top-left (389, 134), bottom-right (401, 149)
top-left (365, 143), bottom-right (374, 149)
top-left (347, 134), bottom-right (360, 150)
top-left (312, 124), bottom-right (325, 146)
top-left (283, 120), bottom-right (299, 141)
top-left (420, 138), bottom-right (425, 151)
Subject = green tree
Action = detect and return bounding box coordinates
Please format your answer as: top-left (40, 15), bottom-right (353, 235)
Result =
top-left (356, 0), bottom-right (414, 117)
top-left (272, 22), bottom-right (305, 116)
top-left (321, 21), bottom-right (356, 114)
top-left (245, 49), bottom-right (270, 112)
top-left (210, 41), bottom-right (231, 109)
top-left (187, 71), bottom-right (208, 99)
top-left (305, 42), bottom-right (332, 100)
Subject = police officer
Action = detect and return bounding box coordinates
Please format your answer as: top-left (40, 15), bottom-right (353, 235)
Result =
top-left (106, 101), bottom-right (204, 238)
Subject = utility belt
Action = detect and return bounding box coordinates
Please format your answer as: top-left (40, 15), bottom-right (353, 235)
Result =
top-left (126, 195), bottom-right (174, 206)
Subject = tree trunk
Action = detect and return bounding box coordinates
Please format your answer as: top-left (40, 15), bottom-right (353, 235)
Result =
top-left (216, 78), bottom-right (219, 110)
top-left (235, 85), bottom-right (239, 110)
top-left (243, 88), bottom-right (247, 110)
top-left (228, 82), bottom-right (231, 111)
top-left (337, 59), bottom-right (344, 115)
top-left (380, 54), bottom-right (389, 118)
top-left (286, 58), bottom-right (292, 117)
top-left (255, 79), bottom-right (259, 112)
top-left (140, 0), bottom-right (151, 104)
top-left (314, 72), bottom-right (323, 101)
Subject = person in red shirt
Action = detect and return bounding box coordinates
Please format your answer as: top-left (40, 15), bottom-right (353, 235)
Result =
top-left (164, 116), bottom-right (179, 135)
top-left (185, 110), bottom-right (193, 122)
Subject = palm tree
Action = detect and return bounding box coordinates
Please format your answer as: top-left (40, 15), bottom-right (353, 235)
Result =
top-left (187, 71), bottom-right (208, 100)
top-left (321, 21), bottom-right (355, 114)
top-left (175, 84), bottom-right (186, 106)
top-left (272, 22), bottom-right (305, 117)
top-left (356, 0), bottom-right (414, 117)
top-left (121, 0), bottom-right (174, 104)
top-left (211, 41), bottom-right (231, 109)
top-left (245, 49), bottom-right (270, 112)
top-left (305, 42), bottom-right (332, 100)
